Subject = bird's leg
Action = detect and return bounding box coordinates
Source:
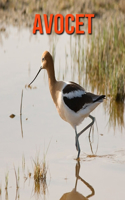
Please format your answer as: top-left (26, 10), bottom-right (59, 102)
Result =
top-left (75, 115), bottom-right (95, 159)
top-left (78, 115), bottom-right (95, 138)
top-left (75, 127), bottom-right (81, 159)
top-left (75, 127), bottom-right (79, 150)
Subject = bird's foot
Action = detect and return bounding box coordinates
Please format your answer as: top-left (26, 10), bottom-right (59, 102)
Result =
top-left (76, 156), bottom-right (80, 161)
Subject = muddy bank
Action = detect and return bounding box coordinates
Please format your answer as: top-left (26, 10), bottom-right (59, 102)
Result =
top-left (0, 0), bottom-right (125, 29)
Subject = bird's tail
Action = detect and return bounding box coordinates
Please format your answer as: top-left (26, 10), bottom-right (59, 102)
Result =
top-left (93, 95), bottom-right (106, 103)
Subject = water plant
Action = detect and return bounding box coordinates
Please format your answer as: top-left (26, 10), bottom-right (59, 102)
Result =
top-left (32, 152), bottom-right (48, 198)
top-left (0, 185), bottom-right (1, 195)
top-left (86, 18), bottom-right (125, 102)
top-left (13, 166), bottom-right (20, 189)
top-left (32, 141), bottom-right (51, 197)
top-left (5, 171), bottom-right (9, 190)
top-left (68, 17), bottom-right (125, 129)
top-left (33, 154), bottom-right (47, 183)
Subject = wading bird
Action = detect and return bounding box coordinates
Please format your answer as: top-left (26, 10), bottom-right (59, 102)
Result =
top-left (29, 51), bottom-right (105, 159)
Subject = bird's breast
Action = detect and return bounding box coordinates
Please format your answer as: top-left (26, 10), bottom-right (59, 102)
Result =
top-left (56, 91), bottom-right (67, 122)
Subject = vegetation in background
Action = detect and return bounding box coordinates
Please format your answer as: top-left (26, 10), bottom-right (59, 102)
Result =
top-left (67, 17), bottom-right (125, 129)
top-left (86, 19), bottom-right (125, 102)
top-left (0, 0), bottom-right (125, 28)
top-left (1, 0), bottom-right (125, 15)
top-left (107, 99), bottom-right (125, 130)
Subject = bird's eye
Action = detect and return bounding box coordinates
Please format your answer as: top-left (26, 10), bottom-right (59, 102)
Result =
top-left (42, 57), bottom-right (45, 61)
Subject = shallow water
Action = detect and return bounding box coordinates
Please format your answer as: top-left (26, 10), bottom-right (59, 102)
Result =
top-left (0, 26), bottom-right (125, 200)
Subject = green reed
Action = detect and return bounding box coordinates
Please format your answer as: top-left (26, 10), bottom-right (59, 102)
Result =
top-left (86, 19), bottom-right (125, 102)
top-left (68, 18), bottom-right (125, 129)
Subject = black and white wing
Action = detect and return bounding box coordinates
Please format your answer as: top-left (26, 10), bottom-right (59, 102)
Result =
top-left (63, 82), bottom-right (105, 113)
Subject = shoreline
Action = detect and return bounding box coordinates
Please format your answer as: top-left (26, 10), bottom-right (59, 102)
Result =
top-left (0, 0), bottom-right (125, 29)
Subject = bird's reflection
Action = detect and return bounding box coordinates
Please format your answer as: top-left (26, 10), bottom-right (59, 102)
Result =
top-left (60, 161), bottom-right (95, 200)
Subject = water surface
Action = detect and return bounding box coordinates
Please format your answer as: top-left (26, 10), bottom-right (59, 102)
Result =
top-left (0, 26), bottom-right (125, 200)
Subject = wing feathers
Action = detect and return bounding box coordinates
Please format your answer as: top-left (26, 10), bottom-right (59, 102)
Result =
top-left (63, 83), bottom-right (105, 113)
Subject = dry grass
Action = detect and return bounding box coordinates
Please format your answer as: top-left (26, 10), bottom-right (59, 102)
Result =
top-left (5, 171), bottom-right (9, 190)
top-left (32, 153), bottom-right (48, 198)
top-left (13, 166), bottom-right (20, 189)
top-left (107, 99), bottom-right (125, 129)
top-left (0, 185), bottom-right (1, 195)
top-left (68, 17), bottom-right (125, 128)
top-left (84, 18), bottom-right (125, 128)
top-left (86, 18), bottom-right (125, 102)
top-left (33, 155), bottom-right (47, 183)
top-left (32, 140), bottom-right (51, 197)
top-left (1, 0), bottom-right (125, 15)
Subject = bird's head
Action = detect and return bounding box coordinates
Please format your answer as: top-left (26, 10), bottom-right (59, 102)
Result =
top-left (28, 51), bottom-right (53, 86)
top-left (41, 51), bottom-right (53, 70)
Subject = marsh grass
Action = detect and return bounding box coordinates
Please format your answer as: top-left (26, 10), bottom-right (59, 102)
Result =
top-left (106, 99), bottom-right (125, 130)
top-left (86, 19), bottom-right (125, 102)
top-left (69, 35), bottom-right (86, 86)
top-left (32, 141), bottom-right (51, 197)
top-left (13, 166), bottom-right (20, 189)
top-left (5, 171), bottom-right (9, 190)
top-left (33, 154), bottom-right (47, 183)
top-left (5, 190), bottom-right (8, 200)
top-left (68, 18), bottom-right (125, 128)
top-left (20, 90), bottom-right (23, 116)
top-left (0, 185), bottom-right (1, 195)
top-left (32, 153), bottom-right (48, 198)
top-left (84, 18), bottom-right (125, 128)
